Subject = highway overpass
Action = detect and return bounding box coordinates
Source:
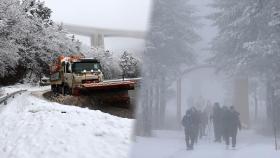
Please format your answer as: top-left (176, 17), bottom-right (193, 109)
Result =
top-left (63, 24), bottom-right (146, 48)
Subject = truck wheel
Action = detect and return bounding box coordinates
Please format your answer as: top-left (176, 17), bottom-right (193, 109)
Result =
top-left (62, 85), bottom-right (72, 96)
top-left (51, 85), bottom-right (58, 94)
top-left (64, 86), bottom-right (71, 95)
top-left (51, 85), bottom-right (55, 93)
top-left (61, 86), bottom-right (66, 96)
top-left (67, 87), bottom-right (72, 95)
top-left (57, 85), bottom-right (62, 95)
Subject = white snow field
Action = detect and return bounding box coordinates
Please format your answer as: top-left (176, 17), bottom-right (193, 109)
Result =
top-left (130, 130), bottom-right (280, 158)
top-left (0, 86), bottom-right (133, 158)
top-left (1, 84), bottom-right (50, 94)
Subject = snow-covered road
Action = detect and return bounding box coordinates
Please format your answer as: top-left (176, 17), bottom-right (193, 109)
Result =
top-left (0, 88), bottom-right (133, 158)
top-left (130, 130), bottom-right (279, 158)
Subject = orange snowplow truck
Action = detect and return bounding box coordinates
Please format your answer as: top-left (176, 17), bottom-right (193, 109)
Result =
top-left (50, 55), bottom-right (135, 106)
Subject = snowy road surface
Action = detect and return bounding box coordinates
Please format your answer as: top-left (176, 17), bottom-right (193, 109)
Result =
top-left (130, 130), bottom-right (279, 158)
top-left (2, 84), bottom-right (50, 93)
top-left (0, 88), bottom-right (133, 158)
top-left (0, 88), bottom-right (3, 97)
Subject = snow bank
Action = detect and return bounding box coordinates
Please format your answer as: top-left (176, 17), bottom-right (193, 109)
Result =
top-left (130, 130), bottom-right (279, 158)
top-left (0, 92), bottom-right (133, 158)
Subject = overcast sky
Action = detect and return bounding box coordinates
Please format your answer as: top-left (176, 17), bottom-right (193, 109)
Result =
top-left (43, 0), bottom-right (152, 53)
top-left (43, 0), bottom-right (151, 30)
top-left (42, 0), bottom-right (217, 56)
top-left (189, 0), bottom-right (218, 63)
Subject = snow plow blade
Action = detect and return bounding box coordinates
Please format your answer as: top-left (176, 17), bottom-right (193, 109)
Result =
top-left (74, 80), bottom-right (136, 107)
top-left (80, 80), bottom-right (135, 92)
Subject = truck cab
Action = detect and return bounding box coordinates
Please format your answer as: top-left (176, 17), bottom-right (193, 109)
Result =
top-left (65, 59), bottom-right (104, 85)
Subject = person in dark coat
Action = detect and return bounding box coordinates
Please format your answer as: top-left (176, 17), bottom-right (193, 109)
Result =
top-left (212, 102), bottom-right (222, 142)
top-left (223, 106), bottom-right (242, 148)
top-left (182, 107), bottom-right (199, 150)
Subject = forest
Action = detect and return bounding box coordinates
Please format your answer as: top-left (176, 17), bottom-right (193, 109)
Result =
top-left (136, 0), bottom-right (280, 136)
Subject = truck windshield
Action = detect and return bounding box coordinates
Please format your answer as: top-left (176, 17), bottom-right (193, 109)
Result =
top-left (72, 62), bottom-right (101, 73)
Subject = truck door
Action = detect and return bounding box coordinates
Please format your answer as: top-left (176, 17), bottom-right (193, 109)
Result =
top-left (64, 62), bottom-right (73, 88)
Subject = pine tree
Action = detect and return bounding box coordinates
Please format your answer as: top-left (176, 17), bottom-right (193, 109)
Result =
top-left (210, 0), bottom-right (280, 76)
top-left (136, 0), bottom-right (200, 136)
top-left (210, 0), bottom-right (280, 130)
top-left (119, 51), bottom-right (139, 78)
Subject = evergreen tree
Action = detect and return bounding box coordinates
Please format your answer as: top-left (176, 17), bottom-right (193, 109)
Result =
top-left (136, 0), bottom-right (200, 136)
top-left (210, 0), bottom-right (280, 129)
top-left (119, 51), bottom-right (139, 78)
top-left (210, 0), bottom-right (280, 76)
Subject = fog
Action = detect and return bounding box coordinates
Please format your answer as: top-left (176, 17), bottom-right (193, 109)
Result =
top-left (189, 0), bottom-right (218, 63)
top-left (43, 0), bottom-right (152, 53)
top-left (131, 0), bottom-right (280, 157)
top-left (1, 0), bottom-right (278, 157)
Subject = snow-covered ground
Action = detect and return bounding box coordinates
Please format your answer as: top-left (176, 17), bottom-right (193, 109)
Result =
top-left (0, 85), bottom-right (133, 158)
top-left (1, 84), bottom-right (50, 94)
top-left (130, 130), bottom-right (279, 158)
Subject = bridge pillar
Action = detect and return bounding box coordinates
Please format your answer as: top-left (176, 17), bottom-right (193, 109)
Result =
top-left (233, 77), bottom-right (250, 128)
top-left (90, 33), bottom-right (104, 49)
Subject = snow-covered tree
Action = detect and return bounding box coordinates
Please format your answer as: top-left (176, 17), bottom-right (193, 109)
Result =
top-left (0, 0), bottom-right (22, 78)
top-left (210, 0), bottom-right (280, 75)
top-left (136, 0), bottom-right (200, 136)
top-left (119, 51), bottom-right (139, 78)
top-left (210, 0), bottom-right (280, 129)
top-left (91, 49), bottom-right (122, 79)
top-left (0, 0), bottom-right (81, 84)
top-left (145, 0), bottom-right (199, 78)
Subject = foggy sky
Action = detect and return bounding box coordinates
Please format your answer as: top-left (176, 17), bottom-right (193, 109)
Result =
top-left (43, 0), bottom-right (152, 53)
top-left (43, 0), bottom-right (218, 57)
top-left (183, 0), bottom-right (225, 108)
top-left (189, 0), bottom-right (218, 63)
top-left (43, 0), bottom-right (151, 30)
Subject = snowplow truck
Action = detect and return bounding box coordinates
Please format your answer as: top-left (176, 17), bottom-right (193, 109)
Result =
top-left (50, 55), bottom-right (135, 106)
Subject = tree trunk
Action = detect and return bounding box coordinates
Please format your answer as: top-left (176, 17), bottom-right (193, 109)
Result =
top-left (135, 83), bottom-right (153, 137)
top-left (159, 77), bottom-right (166, 129)
top-left (254, 90), bottom-right (258, 120)
top-left (266, 81), bottom-right (273, 120)
top-left (154, 82), bottom-right (160, 129)
top-left (177, 78), bottom-right (182, 128)
top-left (143, 88), bottom-right (152, 136)
top-left (149, 85), bottom-right (154, 128)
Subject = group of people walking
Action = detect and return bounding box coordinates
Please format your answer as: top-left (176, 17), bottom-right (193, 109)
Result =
top-left (182, 102), bottom-right (241, 150)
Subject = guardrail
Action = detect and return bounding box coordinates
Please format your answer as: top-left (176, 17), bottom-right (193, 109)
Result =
top-left (0, 90), bottom-right (27, 105)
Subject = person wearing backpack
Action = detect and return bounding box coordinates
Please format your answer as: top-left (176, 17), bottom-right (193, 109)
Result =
top-left (182, 107), bottom-right (199, 150)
